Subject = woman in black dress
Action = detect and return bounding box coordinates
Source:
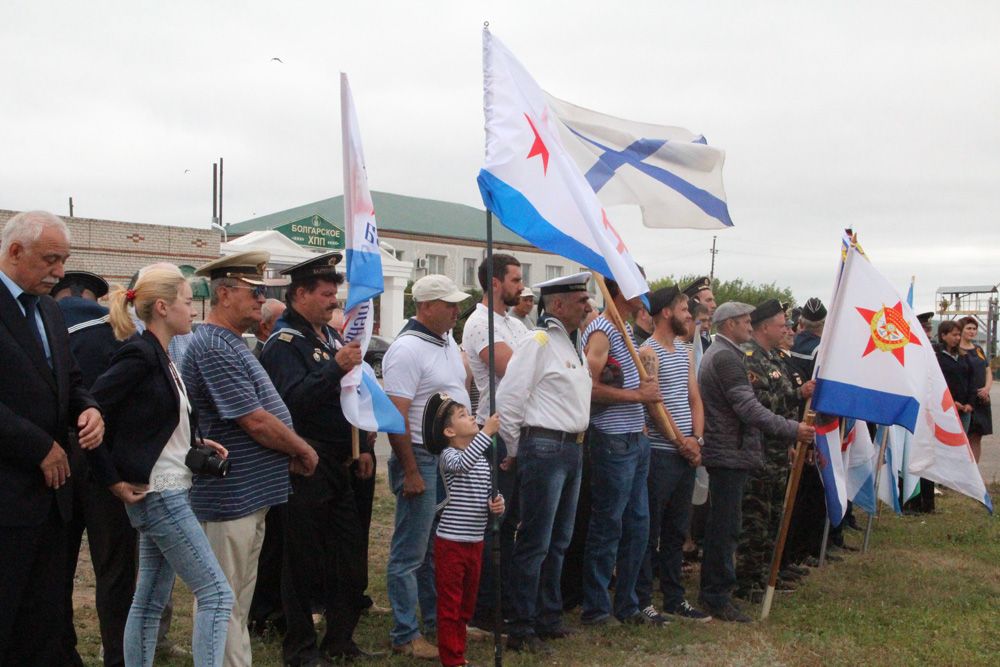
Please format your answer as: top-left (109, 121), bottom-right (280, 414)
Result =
top-left (957, 317), bottom-right (992, 462)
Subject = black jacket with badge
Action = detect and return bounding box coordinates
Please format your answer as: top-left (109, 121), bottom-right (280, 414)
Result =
top-left (259, 306), bottom-right (372, 463)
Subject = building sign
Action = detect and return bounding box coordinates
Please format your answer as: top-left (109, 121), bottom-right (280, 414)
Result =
top-left (276, 215), bottom-right (344, 250)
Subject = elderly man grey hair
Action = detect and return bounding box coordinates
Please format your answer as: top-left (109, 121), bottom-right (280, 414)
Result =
top-left (1, 210), bottom-right (71, 255)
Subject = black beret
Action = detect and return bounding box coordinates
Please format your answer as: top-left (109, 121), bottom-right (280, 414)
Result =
top-left (750, 299), bottom-right (787, 326)
top-left (50, 271), bottom-right (109, 299)
top-left (917, 312), bottom-right (934, 324)
top-left (648, 285), bottom-right (681, 315)
top-left (802, 297), bottom-right (827, 321)
top-left (682, 276), bottom-right (712, 298)
top-left (422, 392), bottom-right (460, 456)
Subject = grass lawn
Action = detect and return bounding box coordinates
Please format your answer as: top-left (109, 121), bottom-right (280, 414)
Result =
top-left (71, 480), bottom-right (999, 666)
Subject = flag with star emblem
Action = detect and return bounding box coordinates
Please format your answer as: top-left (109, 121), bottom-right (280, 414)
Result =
top-left (813, 241), bottom-right (990, 511)
top-left (339, 72), bottom-right (404, 435)
top-left (476, 29), bottom-right (649, 300)
top-left (544, 94), bottom-right (732, 230)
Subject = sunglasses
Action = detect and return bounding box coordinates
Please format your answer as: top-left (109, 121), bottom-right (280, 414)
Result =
top-left (228, 284), bottom-right (267, 298)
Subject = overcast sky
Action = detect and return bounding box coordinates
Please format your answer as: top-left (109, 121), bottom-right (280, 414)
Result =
top-left (2, 1), bottom-right (997, 312)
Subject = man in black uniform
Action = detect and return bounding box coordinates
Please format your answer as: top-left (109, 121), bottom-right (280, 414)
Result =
top-left (683, 276), bottom-right (717, 353)
top-left (52, 271), bottom-right (135, 667)
top-left (259, 252), bottom-right (376, 664)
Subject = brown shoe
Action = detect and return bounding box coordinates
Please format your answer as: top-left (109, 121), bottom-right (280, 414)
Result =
top-left (392, 636), bottom-right (439, 660)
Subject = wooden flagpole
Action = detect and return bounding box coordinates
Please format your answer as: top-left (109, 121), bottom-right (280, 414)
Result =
top-left (590, 272), bottom-right (682, 446)
top-left (760, 407), bottom-right (816, 620)
top-left (351, 427), bottom-right (360, 461)
top-left (863, 426), bottom-right (891, 553)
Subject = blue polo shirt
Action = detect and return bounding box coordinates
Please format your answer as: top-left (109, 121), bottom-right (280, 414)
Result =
top-left (181, 323), bottom-right (291, 521)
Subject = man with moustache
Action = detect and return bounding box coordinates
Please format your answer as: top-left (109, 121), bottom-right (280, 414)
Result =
top-left (460, 254), bottom-right (526, 630)
top-left (383, 274), bottom-right (471, 660)
top-left (509, 286), bottom-right (536, 329)
top-left (0, 211), bottom-right (104, 665)
top-left (635, 286), bottom-right (710, 623)
top-left (182, 251), bottom-right (318, 667)
top-left (259, 252), bottom-right (376, 663)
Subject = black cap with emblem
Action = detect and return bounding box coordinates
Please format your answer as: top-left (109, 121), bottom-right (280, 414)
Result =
top-left (280, 251), bottom-right (344, 283)
top-left (422, 392), bottom-right (460, 456)
top-left (682, 276), bottom-right (712, 299)
top-left (50, 270), bottom-right (109, 300)
top-left (801, 297), bottom-right (827, 322)
top-left (750, 298), bottom-right (787, 326)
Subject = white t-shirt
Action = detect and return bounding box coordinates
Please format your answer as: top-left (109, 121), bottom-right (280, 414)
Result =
top-left (383, 319), bottom-right (470, 446)
top-left (462, 303), bottom-right (528, 423)
top-left (148, 361), bottom-right (194, 492)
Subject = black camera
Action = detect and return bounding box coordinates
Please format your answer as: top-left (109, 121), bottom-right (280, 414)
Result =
top-left (185, 445), bottom-right (230, 478)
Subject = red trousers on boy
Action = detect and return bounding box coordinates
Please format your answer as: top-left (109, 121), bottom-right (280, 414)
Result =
top-left (434, 536), bottom-right (484, 666)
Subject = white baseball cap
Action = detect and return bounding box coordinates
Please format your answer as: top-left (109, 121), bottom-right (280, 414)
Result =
top-left (412, 274), bottom-right (471, 303)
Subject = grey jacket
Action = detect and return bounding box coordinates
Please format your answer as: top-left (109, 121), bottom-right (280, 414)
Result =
top-left (698, 334), bottom-right (799, 470)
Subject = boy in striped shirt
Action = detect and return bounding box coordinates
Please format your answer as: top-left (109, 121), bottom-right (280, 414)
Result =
top-left (423, 393), bottom-right (505, 667)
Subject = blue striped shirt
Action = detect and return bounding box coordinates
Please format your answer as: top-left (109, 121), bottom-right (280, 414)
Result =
top-left (641, 337), bottom-right (694, 451)
top-left (437, 431), bottom-right (495, 543)
top-left (181, 324), bottom-right (291, 521)
top-left (583, 316), bottom-right (644, 433)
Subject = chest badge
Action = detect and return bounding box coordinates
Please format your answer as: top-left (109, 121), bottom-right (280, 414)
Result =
top-left (322, 351), bottom-right (331, 361)
top-left (313, 348), bottom-right (323, 362)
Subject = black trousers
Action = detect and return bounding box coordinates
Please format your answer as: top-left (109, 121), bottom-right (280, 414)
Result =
top-left (282, 454), bottom-right (366, 665)
top-left (60, 465), bottom-right (137, 667)
top-left (786, 465), bottom-right (826, 562)
top-left (0, 502), bottom-right (67, 667)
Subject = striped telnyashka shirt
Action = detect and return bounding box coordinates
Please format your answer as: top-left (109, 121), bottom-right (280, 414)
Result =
top-left (641, 337), bottom-right (694, 452)
top-left (583, 316), bottom-right (644, 434)
top-left (436, 431), bottom-right (495, 543)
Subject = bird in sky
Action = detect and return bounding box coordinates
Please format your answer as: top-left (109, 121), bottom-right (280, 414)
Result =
top-left (271, 57), bottom-right (284, 63)
top-left (184, 169), bottom-right (190, 174)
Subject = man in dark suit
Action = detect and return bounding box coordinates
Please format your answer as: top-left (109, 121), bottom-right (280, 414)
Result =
top-left (53, 270), bottom-right (134, 667)
top-left (0, 210), bottom-right (105, 665)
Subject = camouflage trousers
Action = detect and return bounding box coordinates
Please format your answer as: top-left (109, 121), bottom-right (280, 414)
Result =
top-left (735, 461), bottom-right (788, 593)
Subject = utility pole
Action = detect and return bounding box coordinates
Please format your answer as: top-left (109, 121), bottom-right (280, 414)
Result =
top-left (709, 235), bottom-right (718, 279)
top-left (68, 197), bottom-right (74, 218)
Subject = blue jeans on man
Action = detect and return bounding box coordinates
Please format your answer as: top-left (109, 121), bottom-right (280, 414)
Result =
top-left (699, 467), bottom-right (750, 610)
top-left (508, 434), bottom-right (582, 639)
top-left (581, 429), bottom-right (651, 622)
top-left (386, 449), bottom-right (439, 646)
top-left (636, 449), bottom-right (696, 610)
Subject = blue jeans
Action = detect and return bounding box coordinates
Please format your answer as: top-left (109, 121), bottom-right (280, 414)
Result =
top-left (509, 434), bottom-right (582, 638)
top-left (699, 467), bottom-right (750, 609)
top-left (387, 450), bottom-right (439, 646)
top-left (636, 450), bottom-right (696, 609)
top-left (581, 429), bottom-right (650, 622)
top-left (123, 490), bottom-right (234, 667)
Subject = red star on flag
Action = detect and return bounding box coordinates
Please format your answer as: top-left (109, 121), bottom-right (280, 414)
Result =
top-left (856, 301), bottom-right (921, 365)
top-left (524, 113), bottom-right (549, 175)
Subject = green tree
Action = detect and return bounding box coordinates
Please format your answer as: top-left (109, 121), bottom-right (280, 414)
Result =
top-left (647, 275), bottom-right (795, 308)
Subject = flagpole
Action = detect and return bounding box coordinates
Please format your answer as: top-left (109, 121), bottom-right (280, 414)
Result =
top-left (818, 518), bottom-right (831, 567)
top-left (485, 209), bottom-right (503, 667)
top-left (591, 272), bottom-right (681, 445)
top-left (760, 406), bottom-right (815, 620)
top-left (863, 427), bottom-right (890, 553)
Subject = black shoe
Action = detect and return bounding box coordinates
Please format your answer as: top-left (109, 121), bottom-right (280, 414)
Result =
top-left (663, 600), bottom-right (712, 622)
top-left (627, 606), bottom-right (669, 626)
top-left (707, 602), bottom-right (752, 623)
top-left (802, 556), bottom-right (820, 567)
top-left (785, 563), bottom-right (810, 576)
top-left (506, 635), bottom-right (553, 654)
top-left (825, 552), bottom-right (844, 562)
top-left (779, 569), bottom-right (803, 582)
top-left (535, 625), bottom-right (578, 640)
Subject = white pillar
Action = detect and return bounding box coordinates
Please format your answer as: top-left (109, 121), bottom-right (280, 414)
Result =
top-left (379, 249), bottom-right (413, 339)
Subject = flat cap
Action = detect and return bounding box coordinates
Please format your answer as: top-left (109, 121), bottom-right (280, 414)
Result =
top-left (50, 270), bottom-right (109, 299)
top-left (280, 251), bottom-right (343, 283)
top-left (648, 285), bottom-right (681, 315)
top-left (682, 276), bottom-right (712, 298)
top-left (196, 250), bottom-right (270, 285)
top-left (422, 392), bottom-right (460, 456)
top-left (750, 299), bottom-right (787, 325)
top-left (712, 301), bottom-right (754, 325)
top-left (801, 297), bottom-right (827, 321)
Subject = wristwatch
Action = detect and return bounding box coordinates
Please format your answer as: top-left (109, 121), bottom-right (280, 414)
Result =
top-left (695, 436), bottom-right (705, 447)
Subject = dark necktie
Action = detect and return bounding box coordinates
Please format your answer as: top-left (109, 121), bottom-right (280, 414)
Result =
top-left (17, 292), bottom-right (50, 366)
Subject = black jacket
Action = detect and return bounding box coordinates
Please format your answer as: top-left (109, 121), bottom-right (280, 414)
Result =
top-left (58, 296), bottom-right (122, 390)
top-left (87, 330), bottom-right (199, 487)
top-left (937, 347), bottom-right (975, 407)
top-left (0, 284), bottom-right (98, 526)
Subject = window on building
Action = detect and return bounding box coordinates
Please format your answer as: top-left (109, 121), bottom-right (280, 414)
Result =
top-left (521, 262), bottom-right (532, 287)
top-left (427, 254), bottom-right (446, 275)
top-left (545, 265), bottom-right (564, 281)
top-left (463, 258), bottom-right (477, 287)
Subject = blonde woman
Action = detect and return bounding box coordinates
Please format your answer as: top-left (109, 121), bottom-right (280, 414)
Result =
top-left (88, 267), bottom-right (233, 666)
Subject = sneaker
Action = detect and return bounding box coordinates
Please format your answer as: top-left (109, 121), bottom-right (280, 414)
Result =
top-left (506, 635), bottom-right (553, 654)
top-left (663, 600), bottom-right (712, 622)
top-left (631, 606), bottom-right (669, 626)
top-left (392, 636), bottom-right (438, 660)
top-left (707, 602), bottom-right (752, 623)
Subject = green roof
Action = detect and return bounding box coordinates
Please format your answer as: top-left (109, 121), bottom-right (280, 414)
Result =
top-left (227, 191), bottom-right (533, 247)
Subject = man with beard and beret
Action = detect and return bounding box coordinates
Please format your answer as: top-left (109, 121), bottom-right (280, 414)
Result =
top-left (697, 301), bottom-right (814, 622)
top-left (0, 211), bottom-right (105, 665)
top-left (683, 277), bottom-right (717, 353)
top-left (736, 300), bottom-right (815, 602)
top-left (259, 251), bottom-right (377, 663)
top-left (52, 271), bottom-right (136, 667)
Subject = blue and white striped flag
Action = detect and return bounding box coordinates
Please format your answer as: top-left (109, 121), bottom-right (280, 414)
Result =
top-left (339, 73), bottom-right (404, 434)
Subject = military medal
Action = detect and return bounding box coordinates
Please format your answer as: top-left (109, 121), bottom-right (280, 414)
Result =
top-left (313, 348), bottom-right (322, 362)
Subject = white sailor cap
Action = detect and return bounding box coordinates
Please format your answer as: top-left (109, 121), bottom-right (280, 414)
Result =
top-left (532, 271), bottom-right (591, 296)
